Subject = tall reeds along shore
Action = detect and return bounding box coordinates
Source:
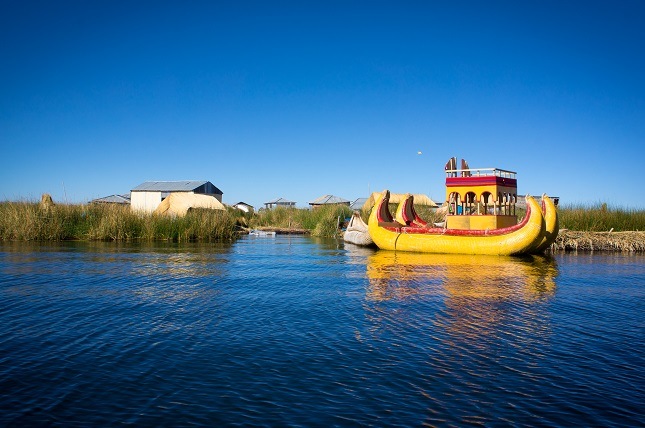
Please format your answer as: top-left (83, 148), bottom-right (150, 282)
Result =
top-left (3, 198), bottom-right (644, 249)
top-left (558, 203), bottom-right (645, 232)
top-left (0, 201), bottom-right (238, 242)
top-left (249, 205), bottom-right (354, 237)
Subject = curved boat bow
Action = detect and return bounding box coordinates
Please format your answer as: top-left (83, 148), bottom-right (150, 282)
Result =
top-left (534, 194), bottom-right (559, 253)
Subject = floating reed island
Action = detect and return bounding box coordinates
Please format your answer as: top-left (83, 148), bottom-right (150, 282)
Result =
top-left (552, 202), bottom-right (645, 252)
top-left (1, 196), bottom-right (644, 252)
top-left (553, 231), bottom-right (645, 252)
top-left (0, 198), bottom-right (353, 242)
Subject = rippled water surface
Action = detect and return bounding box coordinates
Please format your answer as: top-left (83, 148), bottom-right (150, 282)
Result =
top-left (1, 237), bottom-right (643, 426)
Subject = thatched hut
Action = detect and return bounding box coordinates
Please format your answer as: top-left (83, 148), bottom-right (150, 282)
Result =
top-left (363, 192), bottom-right (438, 212)
top-left (153, 193), bottom-right (225, 217)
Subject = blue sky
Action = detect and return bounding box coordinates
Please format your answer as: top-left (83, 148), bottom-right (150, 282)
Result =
top-left (1, 1), bottom-right (644, 208)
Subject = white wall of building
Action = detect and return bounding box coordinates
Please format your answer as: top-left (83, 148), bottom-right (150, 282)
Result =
top-left (131, 191), bottom-right (163, 213)
top-left (234, 204), bottom-right (250, 213)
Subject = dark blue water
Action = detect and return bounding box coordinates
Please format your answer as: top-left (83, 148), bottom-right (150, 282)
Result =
top-left (1, 237), bottom-right (643, 426)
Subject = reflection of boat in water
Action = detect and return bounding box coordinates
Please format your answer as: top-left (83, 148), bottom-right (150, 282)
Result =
top-left (365, 250), bottom-right (557, 301)
top-left (367, 159), bottom-right (559, 255)
top-left (363, 249), bottom-right (558, 361)
top-left (343, 212), bottom-right (374, 246)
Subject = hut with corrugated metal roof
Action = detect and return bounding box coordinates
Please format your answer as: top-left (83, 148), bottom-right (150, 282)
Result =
top-left (130, 181), bottom-right (223, 213)
top-left (308, 195), bottom-right (350, 209)
top-left (91, 194), bottom-right (131, 205)
top-left (349, 197), bottom-right (368, 211)
top-left (264, 197), bottom-right (296, 209)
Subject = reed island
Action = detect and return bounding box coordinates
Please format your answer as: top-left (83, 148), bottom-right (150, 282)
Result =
top-left (0, 193), bottom-right (643, 252)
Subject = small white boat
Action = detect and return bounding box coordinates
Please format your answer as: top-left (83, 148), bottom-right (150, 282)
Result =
top-left (248, 230), bottom-right (276, 237)
top-left (343, 212), bottom-right (374, 246)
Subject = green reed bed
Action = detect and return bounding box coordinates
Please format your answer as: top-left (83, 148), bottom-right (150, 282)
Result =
top-left (250, 205), bottom-right (354, 237)
top-left (558, 203), bottom-right (645, 232)
top-left (0, 202), bottom-right (238, 242)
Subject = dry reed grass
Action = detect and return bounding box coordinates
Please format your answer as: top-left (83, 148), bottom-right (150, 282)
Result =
top-left (0, 201), bottom-right (238, 242)
top-left (552, 230), bottom-right (645, 252)
top-left (250, 205), bottom-right (353, 237)
top-left (559, 203), bottom-right (645, 231)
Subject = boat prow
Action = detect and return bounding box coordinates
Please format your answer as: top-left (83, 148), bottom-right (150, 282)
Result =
top-left (534, 194), bottom-right (559, 252)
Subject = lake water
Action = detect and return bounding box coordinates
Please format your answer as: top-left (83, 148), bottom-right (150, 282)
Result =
top-left (1, 236), bottom-right (643, 426)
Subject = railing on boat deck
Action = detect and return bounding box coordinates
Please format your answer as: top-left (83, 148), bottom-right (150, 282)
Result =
top-left (445, 167), bottom-right (517, 179)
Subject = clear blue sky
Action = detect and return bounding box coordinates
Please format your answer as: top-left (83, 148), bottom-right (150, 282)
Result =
top-left (2, 1), bottom-right (644, 208)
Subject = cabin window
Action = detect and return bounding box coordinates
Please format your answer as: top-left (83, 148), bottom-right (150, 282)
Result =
top-left (465, 192), bottom-right (477, 215)
top-left (496, 192), bottom-right (503, 215)
top-left (482, 192), bottom-right (492, 214)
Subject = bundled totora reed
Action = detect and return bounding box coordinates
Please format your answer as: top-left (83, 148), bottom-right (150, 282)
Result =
top-left (553, 230), bottom-right (645, 252)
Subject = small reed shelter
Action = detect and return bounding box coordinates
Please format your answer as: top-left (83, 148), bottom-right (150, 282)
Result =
top-left (444, 157), bottom-right (518, 230)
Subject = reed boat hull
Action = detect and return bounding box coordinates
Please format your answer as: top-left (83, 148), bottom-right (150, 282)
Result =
top-left (343, 213), bottom-right (374, 246)
top-left (367, 191), bottom-right (545, 256)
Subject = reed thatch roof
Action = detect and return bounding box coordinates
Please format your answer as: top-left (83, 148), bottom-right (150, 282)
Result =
top-left (363, 192), bottom-right (438, 212)
top-left (154, 193), bottom-right (225, 217)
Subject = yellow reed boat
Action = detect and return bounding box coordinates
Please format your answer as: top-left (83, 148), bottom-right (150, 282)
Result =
top-left (367, 158), bottom-right (558, 255)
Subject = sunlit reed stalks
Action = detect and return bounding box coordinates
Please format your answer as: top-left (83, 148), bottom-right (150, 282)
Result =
top-left (558, 203), bottom-right (645, 232)
top-left (0, 202), bottom-right (238, 242)
top-left (249, 205), bottom-right (354, 237)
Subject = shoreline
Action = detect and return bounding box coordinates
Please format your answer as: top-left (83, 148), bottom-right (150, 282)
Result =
top-left (243, 228), bottom-right (645, 253)
top-left (552, 230), bottom-right (645, 252)
top-left (252, 226), bottom-right (309, 235)
top-left (2, 226), bottom-right (645, 252)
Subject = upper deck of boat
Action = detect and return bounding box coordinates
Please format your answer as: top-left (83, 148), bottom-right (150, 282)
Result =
top-left (445, 167), bottom-right (517, 188)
